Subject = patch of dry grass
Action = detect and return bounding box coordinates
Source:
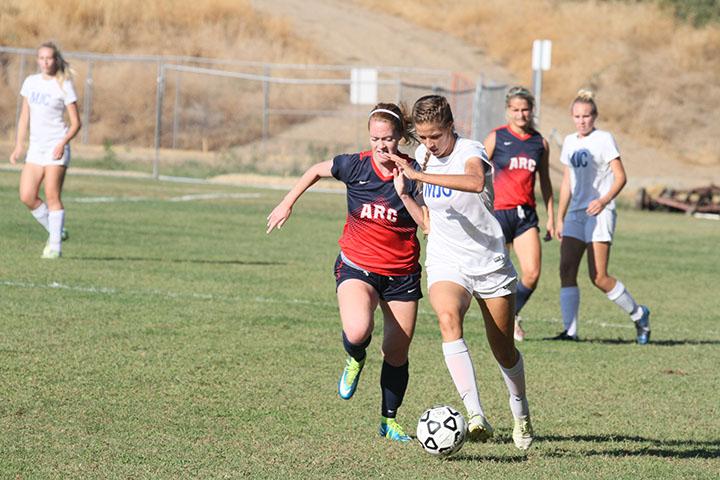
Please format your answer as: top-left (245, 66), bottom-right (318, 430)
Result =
top-left (356, 0), bottom-right (720, 165)
top-left (0, 0), bottom-right (335, 149)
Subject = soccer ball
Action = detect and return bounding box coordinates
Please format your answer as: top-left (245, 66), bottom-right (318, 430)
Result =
top-left (416, 405), bottom-right (467, 457)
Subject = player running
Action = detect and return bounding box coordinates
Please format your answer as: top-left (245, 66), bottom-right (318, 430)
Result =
top-left (555, 89), bottom-right (650, 344)
top-left (390, 95), bottom-right (534, 451)
top-left (484, 86), bottom-right (554, 341)
top-left (10, 42), bottom-right (80, 258)
top-left (267, 103), bottom-right (426, 442)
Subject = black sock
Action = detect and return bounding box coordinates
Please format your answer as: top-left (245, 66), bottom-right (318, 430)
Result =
top-left (516, 280), bottom-right (535, 314)
top-left (342, 331), bottom-right (371, 362)
top-left (380, 360), bottom-right (409, 418)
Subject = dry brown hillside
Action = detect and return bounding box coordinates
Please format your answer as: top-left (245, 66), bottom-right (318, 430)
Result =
top-left (0, 0), bottom-right (330, 148)
top-left (356, 0), bottom-right (720, 168)
top-left (1, 0), bottom-right (718, 188)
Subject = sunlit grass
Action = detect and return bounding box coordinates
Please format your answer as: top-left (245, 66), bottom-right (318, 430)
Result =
top-left (0, 170), bottom-right (718, 478)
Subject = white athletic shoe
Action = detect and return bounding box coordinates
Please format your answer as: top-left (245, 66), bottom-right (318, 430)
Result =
top-left (512, 415), bottom-right (534, 451)
top-left (41, 241), bottom-right (61, 259)
top-left (514, 316), bottom-right (526, 342)
top-left (467, 413), bottom-right (494, 442)
top-left (41, 249), bottom-right (61, 259)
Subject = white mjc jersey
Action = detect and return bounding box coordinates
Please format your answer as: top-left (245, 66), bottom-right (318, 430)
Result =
top-left (20, 74), bottom-right (78, 150)
top-left (560, 129), bottom-right (621, 212)
top-left (416, 137), bottom-right (509, 276)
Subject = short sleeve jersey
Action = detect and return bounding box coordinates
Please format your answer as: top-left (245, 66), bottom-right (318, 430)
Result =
top-left (20, 74), bottom-right (78, 150)
top-left (491, 126), bottom-right (546, 210)
top-left (416, 138), bottom-right (509, 276)
top-left (559, 129), bottom-right (620, 212)
top-left (331, 151), bottom-right (421, 276)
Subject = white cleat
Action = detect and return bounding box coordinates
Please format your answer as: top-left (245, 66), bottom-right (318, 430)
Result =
top-left (514, 315), bottom-right (526, 342)
top-left (512, 415), bottom-right (534, 451)
top-left (467, 413), bottom-right (494, 442)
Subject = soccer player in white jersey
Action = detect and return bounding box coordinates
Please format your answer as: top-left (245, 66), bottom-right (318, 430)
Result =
top-left (10, 42), bottom-right (81, 259)
top-left (555, 89), bottom-right (650, 344)
top-left (390, 95), bottom-right (534, 451)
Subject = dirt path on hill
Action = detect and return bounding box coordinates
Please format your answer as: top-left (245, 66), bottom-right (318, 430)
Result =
top-left (239, 0), bottom-right (718, 190)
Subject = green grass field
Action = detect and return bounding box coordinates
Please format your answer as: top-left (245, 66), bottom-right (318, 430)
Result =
top-left (1, 170), bottom-right (718, 479)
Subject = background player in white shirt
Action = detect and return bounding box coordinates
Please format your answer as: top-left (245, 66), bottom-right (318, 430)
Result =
top-left (10, 42), bottom-right (81, 259)
top-left (391, 95), bottom-right (534, 451)
top-left (555, 89), bottom-right (650, 344)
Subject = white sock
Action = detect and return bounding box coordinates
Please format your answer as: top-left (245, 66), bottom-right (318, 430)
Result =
top-left (48, 209), bottom-right (65, 252)
top-left (442, 338), bottom-right (485, 418)
top-left (498, 353), bottom-right (530, 419)
top-left (31, 202), bottom-right (50, 232)
top-left (606, 280), bottom-right (642, 320)
top-left (560, 286), bottom-right (580, 336)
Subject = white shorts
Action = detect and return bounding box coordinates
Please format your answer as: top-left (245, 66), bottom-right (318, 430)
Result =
top-left (562, 209), bottom-right (616, 243)
top-left (426, 262), bottom-right (517, 299)
top-left (25, 143), bottom-right (71, 167)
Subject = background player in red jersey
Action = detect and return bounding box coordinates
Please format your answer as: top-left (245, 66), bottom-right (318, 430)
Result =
top-left (484, 86), bottom-right (554, 341)
top-left (266, 103), bottom-right (426, 442)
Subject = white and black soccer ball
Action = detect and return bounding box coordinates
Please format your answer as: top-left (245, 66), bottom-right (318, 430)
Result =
top-left (416, 405), bottom-right (467, 457)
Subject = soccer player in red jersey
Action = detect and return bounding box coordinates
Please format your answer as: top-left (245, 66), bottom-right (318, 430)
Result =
top-left (267, 103), bottom-right (426, 442)
top-left (484, 87), bottom-right (554, 341)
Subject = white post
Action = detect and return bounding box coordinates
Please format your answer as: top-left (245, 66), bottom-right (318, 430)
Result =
top-left (471, 79), bottom-right (483, 141)
top-left (262, 65), bottom-right (270, 145)
top-left (15, 55), bottom-right (25, 132)
top-left (153, 62), bottom-right (165, 179)
top-left (172, 71), bottom-right (181, 149)
top-left (531, 39), bottom-right (552, 128)
top-left (82, 61), bottom-right (93, 144)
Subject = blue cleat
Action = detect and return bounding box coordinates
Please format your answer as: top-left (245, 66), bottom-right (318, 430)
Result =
top-left (338, 356), bottom-right (365, 400)
top-left (635, 306), bottom-right (651, 345)
top-left (379, 417), bottom-right (411, 443)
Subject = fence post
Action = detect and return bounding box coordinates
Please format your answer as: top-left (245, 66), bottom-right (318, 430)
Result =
top-left (82, 61), bottom-right (93, 144)
top-left (262, 65), bottom-right (270, 145)
top-left (153, 62), bottom-right (165, 179)
top-left (172, 71), bottom-right (181, 149)
top-left (15, 55), bottom-right (26, 133)
top-left (471, 79), bottom-right (483, 141)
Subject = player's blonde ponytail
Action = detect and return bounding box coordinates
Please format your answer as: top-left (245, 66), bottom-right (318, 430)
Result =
top-left (572, 88), bottom-right (598, 116)
top-left (39, 42), bottom-right (75, 92)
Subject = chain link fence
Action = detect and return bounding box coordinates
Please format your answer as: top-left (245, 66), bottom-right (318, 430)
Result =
top-left (1, 46), bottom-right (506, 178)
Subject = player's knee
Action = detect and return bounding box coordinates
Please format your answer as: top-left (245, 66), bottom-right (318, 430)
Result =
top-left (436, 312), bottom-right (463, 340)
top-left (382, 346), bottom-right (409, 366)
top-left (589, 272), bottom-right (611, 290)
top-left (45, 192), bottom-right (62, 209)
top-left (523, 269), bottom-right (540, 288)
top-left (491, 346), bottom-right (517, 368)
top-left (19, 191), bottom-right (38, 208)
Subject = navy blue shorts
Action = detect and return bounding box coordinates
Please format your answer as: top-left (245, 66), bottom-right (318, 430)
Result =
top-left (494, 205), bottom-right (539, 243)
top-left (334, 254), bottom-right (422, 302)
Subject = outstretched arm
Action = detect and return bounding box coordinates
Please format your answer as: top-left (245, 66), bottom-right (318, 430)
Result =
top-left (266, 160), bottom-right (333, 233)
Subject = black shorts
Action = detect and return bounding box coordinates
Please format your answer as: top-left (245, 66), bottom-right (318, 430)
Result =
top-left (494, 205), bottom-right (539, 243)
top-left (334, 254), bottom-right (422, 302)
